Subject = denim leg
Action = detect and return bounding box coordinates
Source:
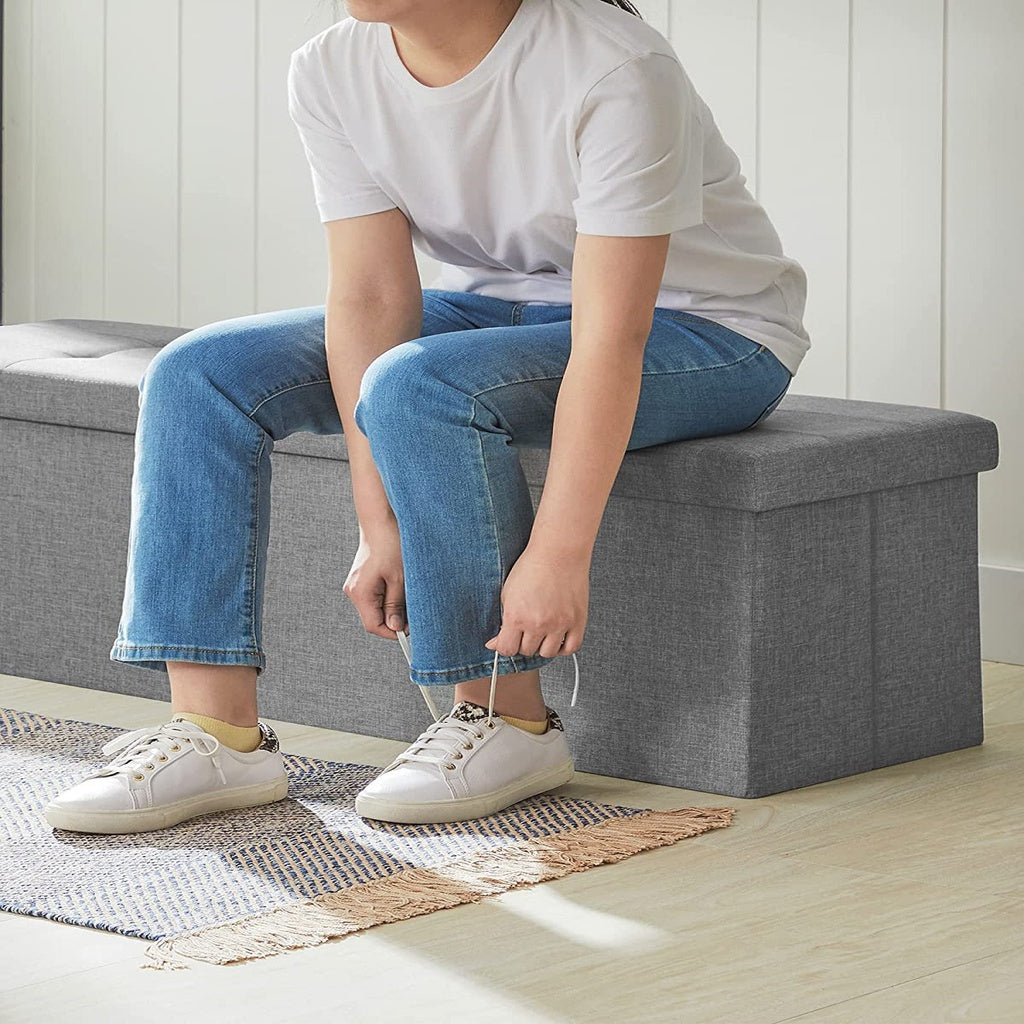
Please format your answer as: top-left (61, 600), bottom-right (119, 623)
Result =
top-left (109, 305), bottom-right (344, 676)
top-left (109, 286), bottom-right (791, 689)
top-left (353, 293), bottom-right (590, 686)
top-left (353, 294), bottom-right (793, 688)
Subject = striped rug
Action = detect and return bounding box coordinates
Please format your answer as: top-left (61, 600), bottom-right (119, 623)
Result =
top-left (0, 707), bottom-right (735, 970)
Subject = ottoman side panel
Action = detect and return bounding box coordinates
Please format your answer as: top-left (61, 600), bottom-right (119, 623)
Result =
top-left (872, 474), bottom-right (984, 763)
top-left (0, 415), bottom-right (436, 740)
top-left (747, 494), bottom-right (876, 797)
top-left (0, 418), bottom-right (164, 701)
top-left (257, 448), bottom-right (433, 741)
top-left (576, 496), bottom-right (758, 795)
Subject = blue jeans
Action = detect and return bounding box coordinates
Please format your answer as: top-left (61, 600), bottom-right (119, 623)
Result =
top-left (110, 288), bottom-right (793, 686)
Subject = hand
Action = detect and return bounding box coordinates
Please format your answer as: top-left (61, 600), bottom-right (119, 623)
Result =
top-left (342, 522), bottom-right (407, 641)
top-left (484, 545), bottom-right (589, 658)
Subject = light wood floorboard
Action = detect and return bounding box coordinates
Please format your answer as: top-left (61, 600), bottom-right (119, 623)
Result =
top-left (0, 662), bottom-right (1021, 1024)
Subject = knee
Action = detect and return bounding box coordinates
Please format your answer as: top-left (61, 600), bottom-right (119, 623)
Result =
top-left (354, 342), bottom-right (434, 435)
top-left (139, 319), bottom-right (248, 406)
top-left (141, 326), bottom-right (210, 392)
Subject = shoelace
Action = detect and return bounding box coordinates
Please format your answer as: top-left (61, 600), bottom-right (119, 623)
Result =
top-left (390, 629), bottom-right (580, 770)
top-left (86, 721), bottom-right (228, 787)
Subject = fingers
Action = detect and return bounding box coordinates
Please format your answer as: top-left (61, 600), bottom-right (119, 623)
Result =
top-left (352, 595), bottom-right (392, 640)
top-left (485, 626), bottom-right (523, 658)
top-left (486, 627), bottom-right (580, 658)
top-left (382, 590), bottom-right (407, 635)
top-left (536, 631), bottom-right (566, 658)
top-left (343, 576), bottom-right (406, 641)
top-left (532, 629), bottom-right (580, 657)
top-left (560, 629), bottom-right (583, 656)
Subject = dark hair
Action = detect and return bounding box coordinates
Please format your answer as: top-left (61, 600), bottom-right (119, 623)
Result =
top-left (596, 0), bottom-right (645, 17)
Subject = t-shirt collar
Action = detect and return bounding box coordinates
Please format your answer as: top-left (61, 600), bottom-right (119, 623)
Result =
top-left (376, 0), bottom-right (542, 103)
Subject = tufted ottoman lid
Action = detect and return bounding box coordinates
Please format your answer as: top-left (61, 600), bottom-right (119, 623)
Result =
top-left (0, 319), bottom-right (187, 435)
top-left (0, 318), bottom-right (1000, 512)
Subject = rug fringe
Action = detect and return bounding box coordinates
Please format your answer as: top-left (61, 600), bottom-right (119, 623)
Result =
top-left (140, 805), bottom-right (735, 970)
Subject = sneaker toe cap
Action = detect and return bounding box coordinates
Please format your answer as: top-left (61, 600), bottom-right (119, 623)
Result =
top-left (358, 764), bottom-right (451, 804)
top-left (46, 776), bottom-right (131, 814)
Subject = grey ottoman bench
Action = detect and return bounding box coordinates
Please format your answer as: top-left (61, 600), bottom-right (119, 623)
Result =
top-left (0, 318), bottom-right (1000, 798)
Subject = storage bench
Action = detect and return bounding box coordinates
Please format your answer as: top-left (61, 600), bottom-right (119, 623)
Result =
top-left (0, 317), bottom-right (1000, 798)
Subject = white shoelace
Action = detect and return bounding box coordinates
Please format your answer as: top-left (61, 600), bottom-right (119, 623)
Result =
top-left (86, 721), bottom-right (228, 786)
top-left (389, 630), bottom-right (581, 771)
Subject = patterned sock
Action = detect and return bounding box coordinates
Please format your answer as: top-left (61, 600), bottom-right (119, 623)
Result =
top-left (171, 712), bottom-right (262, 752)
top-left (498, 712), bottom-right (549, 735)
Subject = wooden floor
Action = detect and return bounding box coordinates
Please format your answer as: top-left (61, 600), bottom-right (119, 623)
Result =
top-left (1, 663), bottom-right (1021, 1024)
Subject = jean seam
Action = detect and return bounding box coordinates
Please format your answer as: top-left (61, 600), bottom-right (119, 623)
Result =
top-left (426, 294), bottom-right (479, 330)
top-left (472, 398), bottom-right (514, 671)
top-left (743, 379), bottom-right (792, 431)
top-left (249, 431), bottom-right (268, 656)
top-left (411, 654), bottom-right (553, 677)
top-left (470, 345), bottom-right (767, 404)
top-left (111, 643), bottom-right (262, 654)
top-left (248, 378), bottom-right (332, 419)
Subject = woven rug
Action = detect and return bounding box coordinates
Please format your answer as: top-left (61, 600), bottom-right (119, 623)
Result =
top-left (0, 706), bottom-right (735, 970)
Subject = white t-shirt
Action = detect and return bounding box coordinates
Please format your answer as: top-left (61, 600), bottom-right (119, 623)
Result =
top-left (287, 0), bottom-right (811, 376)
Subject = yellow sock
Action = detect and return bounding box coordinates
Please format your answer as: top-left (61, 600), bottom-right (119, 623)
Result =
top-left (172, 712), bottom-right (261, 752)
top-left (498, 712), bottom-right (549, 735)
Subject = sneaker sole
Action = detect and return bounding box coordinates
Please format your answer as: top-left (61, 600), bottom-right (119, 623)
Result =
top-left (43, 774), bottom-right (290, 834)
top-left (354, 758), bottom-right (575, 824)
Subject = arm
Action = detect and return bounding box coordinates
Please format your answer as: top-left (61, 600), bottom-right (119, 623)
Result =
top-left (526, 230), bottom-right (672, 564)
top-left (526, 53), bottom-right (702, 564)
top-left (323, 208), bottom-right (424, 540)
top-left (288, 44), bottom-right (424, 534)
top-left (484, 230), bottom-right (672, 659)
top-left (327, 297), bottom-right (422, 539)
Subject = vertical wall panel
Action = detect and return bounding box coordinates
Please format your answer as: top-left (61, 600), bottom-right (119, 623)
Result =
top-left (256, 0), bottom-right (337, 313)
top-left (636, 0), bottom-right (670, 39)
top-left (670, 1), bottom-right (759, 193)
top-left (179, 0), bottom-right (256, 328)
top-left (32, 0), bottom-right (106, 320)
top-left (1, 0), bottom-right (34, 324)
top-left (105, 0), bottom-right (180, 325)
top-left (945, 0), bottom-right (1024, 571)
top-left (1, 0), bottom-right (1021, 656)
top-left (759, 0), bottom-right (850, 399)
top-left (848, 0), bottom-right (944, 407)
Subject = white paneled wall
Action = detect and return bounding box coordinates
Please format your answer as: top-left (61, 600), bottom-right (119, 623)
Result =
top-left (3, 0), bottom-right (1022, 661)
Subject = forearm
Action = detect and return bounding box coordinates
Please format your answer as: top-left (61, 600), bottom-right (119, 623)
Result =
top-left (324, 295), bottom-right (423, 537)
top-left (528, 346), bottom-right (644, 563)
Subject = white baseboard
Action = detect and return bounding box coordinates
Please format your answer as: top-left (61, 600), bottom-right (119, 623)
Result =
top-left (980, 563), bottom-right (1024, 666)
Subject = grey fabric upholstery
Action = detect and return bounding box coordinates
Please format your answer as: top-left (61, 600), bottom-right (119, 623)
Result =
top-left (0, 318), bottom-right (1001, 797)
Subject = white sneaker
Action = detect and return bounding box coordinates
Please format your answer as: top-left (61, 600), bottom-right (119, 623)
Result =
top-left (354, 632), bottom-right (580, 824)
top-left (43, 718), bottom-right (289, 834)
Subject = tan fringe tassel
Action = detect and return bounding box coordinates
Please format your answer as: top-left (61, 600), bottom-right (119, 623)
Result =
top-left (140, 805), bottom-right (734, 971)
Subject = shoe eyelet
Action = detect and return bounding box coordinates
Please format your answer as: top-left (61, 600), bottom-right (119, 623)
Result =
top-left (133, 773), bottom-right (145, 781)
top-left (157, 755), bottom-right (168, 762)
top-left (144, 764), bottom-right (155, 770)
top-left (475, 732), bottom-right (484, 740)
top-left (486, 721), bottom-right (496, 730)
top-left (445, 763), bottom-right (456, 770)
top-left (462, 742), bottom-right (473, 750)
top-left (170, 745), bottom-right (181, 752)
top-left (454, 751), bottom-right (463, 759)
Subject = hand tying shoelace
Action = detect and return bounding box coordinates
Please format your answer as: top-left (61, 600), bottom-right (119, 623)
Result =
top-left (352, 630), bottom-right (580, 821)
top-left (394, 629), bottom-right (580, 725)
top-left (380, 633), bottom-right (581, 772)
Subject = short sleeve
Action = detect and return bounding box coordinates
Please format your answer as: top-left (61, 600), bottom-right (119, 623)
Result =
top-left (572, 52), bottom-right (704, 237)
top-left (287, 47), bottom-right (398, 223)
